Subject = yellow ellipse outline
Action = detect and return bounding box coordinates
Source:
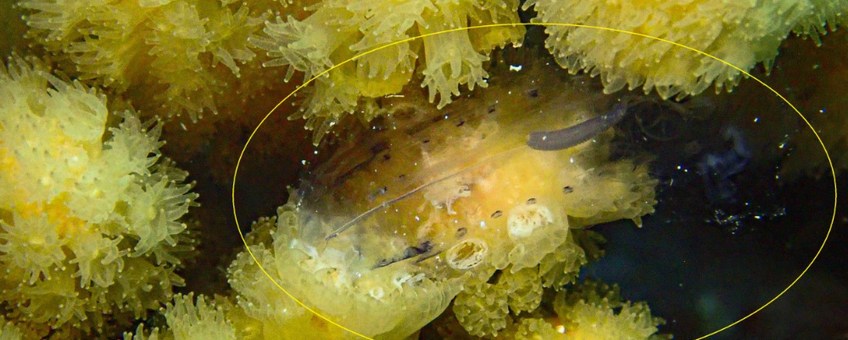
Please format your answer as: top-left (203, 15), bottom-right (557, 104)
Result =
top-left (232, 23), bottom-right (838, 340)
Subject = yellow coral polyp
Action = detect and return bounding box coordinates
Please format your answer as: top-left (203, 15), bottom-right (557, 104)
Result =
top-left (524, 0), bottom-right (842, 99)
top-left (251, 0), bottom-right (524, 141)
top-left (0, 56), bottom-right (198, 338)
top-left (19, 0), bottom-right (270, 121)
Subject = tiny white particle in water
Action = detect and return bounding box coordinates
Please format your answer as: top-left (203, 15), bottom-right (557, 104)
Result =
top-left (753, 117), bottom-right (759, 122)
top-left (509, 64), bottom-right (523, 72)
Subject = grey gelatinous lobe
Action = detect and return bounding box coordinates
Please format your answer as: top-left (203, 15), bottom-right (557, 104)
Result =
top-left (698, 126), bottom-right (753, 201)
top-left (527, 99), bottom-right (632, 151)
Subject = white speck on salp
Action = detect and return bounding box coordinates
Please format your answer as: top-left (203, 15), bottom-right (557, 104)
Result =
top-left (480, 221), bottom-right (486, 228)
top-left (569, 157), bottom-right (574, 163)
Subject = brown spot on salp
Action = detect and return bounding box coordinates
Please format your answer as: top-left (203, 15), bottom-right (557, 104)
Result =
top-left (488, 105), bottom-right (496, 114)
top-left (370, 142), bottom-right (388, 155)
top-left (456, 227), bottom-right (467, 238)
top-left (491, 210), bottom-right (502, 218)
top-left (383, 154), bottom-right (391, 161)
top-left (563, 186), bottom-right (574, 194)
top-left (422, 138), bottom-right (430, 144)
top-left (527, 198), bottom-right (537, 204)
top-left (527, 88), bottom-right (539, 97)
top-left (456, 119), bottom-right (465, 127)
top-left (310, 314), bottom-right (329, 332)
